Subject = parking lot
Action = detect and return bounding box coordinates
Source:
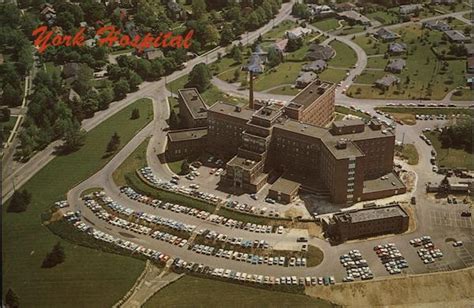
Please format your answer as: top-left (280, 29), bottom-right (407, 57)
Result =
top-left (429, 208), bottom-right (473, 230)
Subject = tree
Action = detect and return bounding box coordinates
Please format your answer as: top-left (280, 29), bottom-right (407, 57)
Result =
top-left (291, 3), bottom-right (310, 19)
top-left (7, 189), bottom-right (32, 213)
top-left (1, 107), bottom-right (11, 122)
top-left (188, 63), bottom-right (211, 92)
top-left (127, 71), bottom-right (143, 91)
top-left (181, 160), bottom-right (190, 175)
top-left (5, 288), bottom-right (20, 308)
top-left (286, 37), bottom-right (303, 52)
top-left (74, 64), bottom-right (93, 96)
top-left (62, 119), bottom-right (86, 152)
top-left (131, 108), bottom-right (140, 120)
top-left (106, 132), bottom-right (121, 153)
top-left (41, 242), bottom-right (65, 268)
top-left (267, 47), bottom-right (282, 68)
top-left (113, 79), bottom-right (130, 99)
top-left (192, 0), bottom-right (207, 19)
top-left (98, 86), bottom-right (114, 110)
top-left (2, 83), bottom-right (23, 107)
top-left (231, 46), bottom-right (242, 63)
top-left (220, 23), bottom-right (235, 46)
top-left (233, 68), bottom-right (241, 82)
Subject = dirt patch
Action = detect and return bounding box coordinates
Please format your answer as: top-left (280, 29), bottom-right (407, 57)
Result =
top-left (391, 112), bottom-right (416, 125)
top-left (44, 210), bottom-right (64, 225)
top-left (283, 208), bottom-right (305, 219)
top-left (306, 267), bottom-right (474, 307)
top-left (401, 170), bottom-right (416, 192)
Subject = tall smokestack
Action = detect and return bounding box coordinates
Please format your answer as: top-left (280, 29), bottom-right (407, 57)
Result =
top-left (249, 71), bottom-right (254, 109)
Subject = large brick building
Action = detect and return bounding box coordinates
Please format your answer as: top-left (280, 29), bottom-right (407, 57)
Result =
top-left (322, 204), bottom-right (409, 242)
top-left (166, 79), bottom-right (405, 204)
top-left (177, 88), bottom-right (208, 128)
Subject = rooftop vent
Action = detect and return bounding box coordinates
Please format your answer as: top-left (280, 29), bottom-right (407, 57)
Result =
top-left (336, 138), bottom-right (347, 149)
top-left (235, 106), bottom-right (241, 112)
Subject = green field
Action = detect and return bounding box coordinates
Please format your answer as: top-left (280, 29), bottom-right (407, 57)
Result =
top-left (353, 36), bottom-right (388, 56)
top-left (144, 275), bottom-right (334, 308)
top-left (312, 18), bottom-right (342, 32)
top-left (168, 159), bottom-right (185, 174)
top-left (350, 24), bottom-right (467, 100)
top-left (339, 25), bottom-right (365, 35)
top-left (366, 9), bottom-right (400, 25)
top-left (319, 68), bottom-right (348, 84)
top-left (426, 132), bottom-right (474, 170)
top-left (335, 105), bottom-right (371, 119)
top-left (113, 138), bottom-right (150, 186)
top-left (328, 40), bottom-right (357, 68)
top-left (354, 70), bottom-right (386, 84)
top-left (267, 85), bottom-right (300, 96)
top-left (254, 62), bottom-right (304, 92)
top-left (366, 56), bottom-right (388, 69)
top-left (396, 144), bottom-right (419, 165)
top-left (451, 89), bottom-right (474, 101)
top-left (2, 99), bottom-right (153, 307)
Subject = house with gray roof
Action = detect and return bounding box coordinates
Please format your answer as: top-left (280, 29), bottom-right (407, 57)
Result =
top-left (302, 60), bottom-right (327, 73)
top-left (422, 20), bottom-right (451, 32)
top-left (385, 59), bottom-right (406, 73)
top-left (338, 10), bottom-right (371, 25)
top-left (306, 44), bottom-right (335, 61)
top-left (295, 71), bottom-right (317, 88)
top-left (388, 42), bottom-right (407, 54)
top-left (374, 28), bottom-right (399, 42)
top-left (399, 4), bottom-right (423, 16)
top-left (444, 30), bottom-right (469, 43)
top-left (375, 74), bottom-right (400, 89)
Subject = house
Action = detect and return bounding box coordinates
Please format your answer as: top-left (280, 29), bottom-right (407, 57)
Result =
top-left (444, 30), bottom-right (469, 43)
top-left (431, 0), bottom-right (455, 4)
top-left (375, 74), bottom-right (400, 89)
top-left (272, 39), bottom-right (288, 54)
top-left (467, 57), bottom-right (474, 74)
top-left (295, 71), bottom-right (317, 88)
top-left (375, 28), bottom-right (399, 42)
top-left (40, 4), bottom-right (57, 26)
top-left (286, 27), bottom-right (312, 40)
top-left (388, 42), bottom-right (407, 54)
top-left (143, 47), bottom-right (164, 60)
top-left (385, 59), bottom-right (406, 73)
top-left (422, 20), bottom-right (451, 31)
top-left (253, 45), bottom-right (268, 64)
top-left (467, 76), bottom-right (474, 89)
top-left (308, 4), bottom-right (334, 17)
top-left (337, 10), bottom-right (371, 25)
top-left (168, 0), bottom-right (186, 20)
top-left (306, 44), bottom-right (335, 61)
top-left (334, 2), bottom-right (357, 12)
top-left (465, 43), bottom-right (474, 56)
top-left (302, 60), bottom-right (327, 73)
top-left (399, 4), bottom-right (423, 16)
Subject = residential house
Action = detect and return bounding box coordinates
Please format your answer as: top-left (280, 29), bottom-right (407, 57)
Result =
top-left (302, 60), bottom-right (327, 73)
top-left (375, 74), bottom-right (400, 89)
top-left (388, 42), bottom-right (407, 54)
top-left (253, 45), bottom-right (268, 64)
top-left (143, 47), bottom-right (164, 60)
top-left (444, 30), bottom-right (469, 43)
top-left (306, 44), bottom-right (335, 61)
top-left (422, 20), bottom-right (451, 31)
top-left (243, 53), bottom-right (265, 73)
top-left (40, 3), bottom-right (56, 26)
top-left (295, 71), bottom-right (317, 88)
top-left (308, 4), bottom-right (334, 18)
top-left (338, 10), bottom-right (371, 25)
top-left (399, 4), bottom-right (423, 16)
top-left (168, 0), bottom-right (186, 20)
top-left (465, 43), bottom-right (474, 56)
top-left (374, 28), bottom-right (399, 42)
top-left (467, 57), bottom-right (474, 74)
top-left (286, 27), bottom-right (312, 40)
top-left (385, 59), bottom-right (406, 73)
top-left (272, 39), bottom-right (288, 54)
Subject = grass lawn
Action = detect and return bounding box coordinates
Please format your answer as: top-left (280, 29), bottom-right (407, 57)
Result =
top-left (168, 159), bottom-right (185, 174)
top-left (307, 245), bottom-right (324, 267)
top-left (390, 112), bottom-right (416, 125)
top-left (267, 85), bottom-right (300, 96)
top-left (319, 68), bottom-right (348, 84)
top-left (144, 275), bottom-right (334, 308)
top-left (426, 132), bottom-right (474, 170)
top-left (262, 20), bottom-right (296, 41)
top-left (2, 99), bottom-right (153, 307)
top-left (366, 9), bottom-right (400, 25)
top-left (167, 75), bottom-right (246, 106)
top-left (339, 25), bottom-right (365, 35)
top-left (312, 18), bottom-right (343, 32)
top-left (451, 89), bottom-right (474, 101)
top-left (254, 62), bottom-right (304, 92)
top-left (396, 144), bottom-right (419, 165)
top-left (445, 17), bottom-right (471, 31)
top-left (328, 40), bottom-right (357, 68)
top-left (113, 138), bottom-right (150, 186)
top-left (350, 24), bottom-right (468, 100)
top-left (335, 105), bottom-right (371, 119)
top-left (353, 70), bottom-right (386, 84)
top-left (353, 36), bottom-right (388, 56)
top-left (366, 56), bottom-right (388, 69)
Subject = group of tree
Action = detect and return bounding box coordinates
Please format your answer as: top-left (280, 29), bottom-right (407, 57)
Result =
top-left (131, 108), bottom-right (140, 120)
top-left (41, 242), bottom-right (66, 268)
top-left (291, 2), bottom-right (311, 19)
top-left (7, 189), bottom-right (32, 213)
top-left (438, 118), bottom-right (472, 152)
top-left (187, 63), bottom-right (212, 92)
top-left (0, 3), bottom-right (35, 108)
